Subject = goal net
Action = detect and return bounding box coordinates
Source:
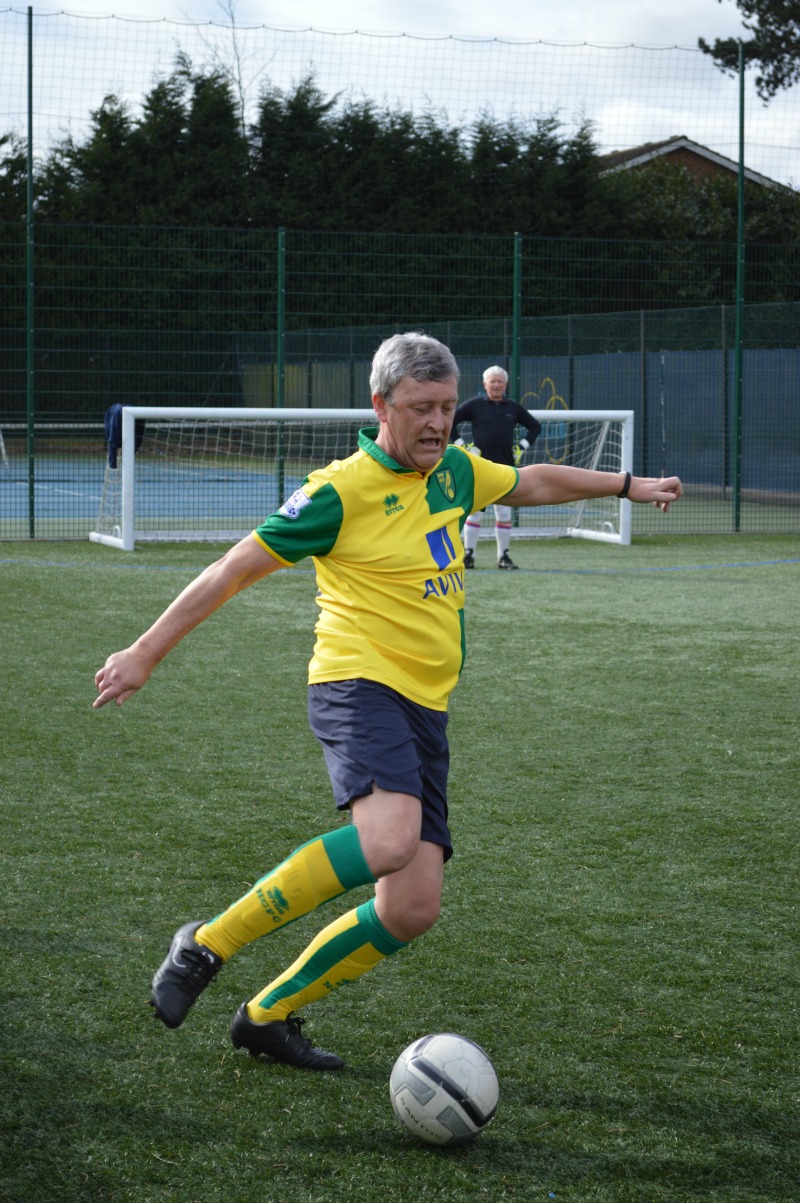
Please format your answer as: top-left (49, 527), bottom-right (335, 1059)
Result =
top-left (89, 407), bottom-right (633, 551)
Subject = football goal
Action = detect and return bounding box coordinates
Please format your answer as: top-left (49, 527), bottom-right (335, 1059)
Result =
top-left (89, 406), bottom-right (634, 551)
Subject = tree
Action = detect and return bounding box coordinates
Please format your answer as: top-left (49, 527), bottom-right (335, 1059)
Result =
top-left (34, 56), bottom-right (249, 227)
top-left (35, 94), bottom-right (135, 222)
top-left (0, 132), bottom-right (27, 222)
top-left (699, 0), bottom-right (800, 99)
top-left (248, 75), bottom-right (340, 228)
top-left (601, 157), bottom-right (800, 242)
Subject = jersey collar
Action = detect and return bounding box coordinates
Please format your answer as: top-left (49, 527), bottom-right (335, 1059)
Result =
top-left (358, 425), bottom-right (442, 478)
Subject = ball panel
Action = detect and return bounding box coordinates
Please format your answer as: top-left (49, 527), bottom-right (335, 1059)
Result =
top-left (431, 1105), bottom-right (475, 1145)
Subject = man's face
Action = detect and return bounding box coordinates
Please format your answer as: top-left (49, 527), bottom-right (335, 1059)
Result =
top-left (373, 375), bottom-right (458, 473)
top-left (484, 373), bottom-right (506, 401)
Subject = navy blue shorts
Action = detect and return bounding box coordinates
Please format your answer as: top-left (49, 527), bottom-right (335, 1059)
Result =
top-left (307, 679), bottom-right (452, 861)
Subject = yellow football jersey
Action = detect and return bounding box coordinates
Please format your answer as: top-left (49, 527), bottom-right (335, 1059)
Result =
top-left (252, 427), bottom-right (518, 711)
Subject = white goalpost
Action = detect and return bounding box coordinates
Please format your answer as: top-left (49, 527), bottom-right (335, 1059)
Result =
top-left (89, 406), bottom-right (634, 551)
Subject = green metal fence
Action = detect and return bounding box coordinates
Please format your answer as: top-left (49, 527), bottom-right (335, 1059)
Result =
top-left (1, 223), bottom-right (798, 539)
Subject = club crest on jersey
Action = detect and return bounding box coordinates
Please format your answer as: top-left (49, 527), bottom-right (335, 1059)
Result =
top-left (435, 468), bottom-right (456, 502)
top-left (279, 488), bottom-right (312, 519)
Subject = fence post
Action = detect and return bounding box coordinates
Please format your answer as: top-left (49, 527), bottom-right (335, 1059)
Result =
top-left (721, 303), bottom-right (730, 493)
top-left (640, 310), bottom-right (648, 476)
top-left (512, 232), bottom-right (522, 400)
top-left (733, 41), bottom-right (745, 531)
top-left (276, 226), bottom-right (286, 501)
top-left (276, 226), bottom-right (286, 408)
top-left (26, 5), bottom-right (35, 537)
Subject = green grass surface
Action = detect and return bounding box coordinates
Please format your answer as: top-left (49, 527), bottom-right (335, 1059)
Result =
top-left (1, 535), bottom-right (798, 1202)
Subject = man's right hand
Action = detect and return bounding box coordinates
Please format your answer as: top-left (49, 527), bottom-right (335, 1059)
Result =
top-left (94, 647), bottom-right (154, 708)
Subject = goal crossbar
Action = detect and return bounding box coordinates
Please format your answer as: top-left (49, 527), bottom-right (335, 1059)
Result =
top-left (89, 406), bottom-right (633, 551)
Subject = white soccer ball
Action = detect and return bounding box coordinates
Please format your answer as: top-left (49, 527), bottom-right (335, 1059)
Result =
top-left (389, 1032), bottom-right (499, 1145)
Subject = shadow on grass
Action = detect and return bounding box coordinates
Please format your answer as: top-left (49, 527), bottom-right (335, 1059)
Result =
top-left (3, 920), bottom-right (797, 1203)
top-left (2, 1042), bottom-right (205, 1200)
top-left (4, 1022), bottom-right (796, 1203)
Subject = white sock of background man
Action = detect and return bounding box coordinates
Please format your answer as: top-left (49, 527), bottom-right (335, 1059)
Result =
top-left (464, 511), bottom-right (483, 556)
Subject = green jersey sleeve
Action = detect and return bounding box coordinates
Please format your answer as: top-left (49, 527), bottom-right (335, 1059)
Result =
top-left (252, 479), bottom-right (344, 564)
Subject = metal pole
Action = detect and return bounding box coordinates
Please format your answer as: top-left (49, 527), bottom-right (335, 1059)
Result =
top-left (276, 227), bottom-right (286, 502)
top-left (640, 310), bottom-right (648, 476)
top-left (512, 232), bottom-right (522, 399)
top-left (26, 6), bottom-right (35, 537)
top-left (733, 41), bottom-right (745, 531)
top-left (721, 303), bottom-right (730, 492)
top-left (276, 226), bottom-right (286, 408)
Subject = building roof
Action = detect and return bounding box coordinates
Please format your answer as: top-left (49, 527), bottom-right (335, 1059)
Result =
top-left (598, 135), bottom-right (781, 189)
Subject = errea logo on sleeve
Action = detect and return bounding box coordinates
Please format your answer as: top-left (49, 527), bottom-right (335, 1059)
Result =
top-left (279, 488), bottom-right (312, 519)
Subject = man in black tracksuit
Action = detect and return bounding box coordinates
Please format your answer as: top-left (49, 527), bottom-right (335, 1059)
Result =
top-left (451, 365), bottom-right (542, 569)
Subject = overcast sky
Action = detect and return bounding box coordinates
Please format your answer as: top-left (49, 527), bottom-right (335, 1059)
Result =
top-left (44, 0), bottom-right (749, 46)
top-left (6, 2), bottom-right (798, 185)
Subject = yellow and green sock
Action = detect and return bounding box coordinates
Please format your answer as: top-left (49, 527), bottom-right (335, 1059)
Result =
top-left (245, 897), bottom-right (408, 1023)
top-left (195, 824), bottom-right (375, 961)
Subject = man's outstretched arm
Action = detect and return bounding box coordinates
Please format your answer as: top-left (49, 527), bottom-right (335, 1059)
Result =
top-left (93, 536), bottom-right (282, 709)
top-left (507, 464), bottom-right (682, 513)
